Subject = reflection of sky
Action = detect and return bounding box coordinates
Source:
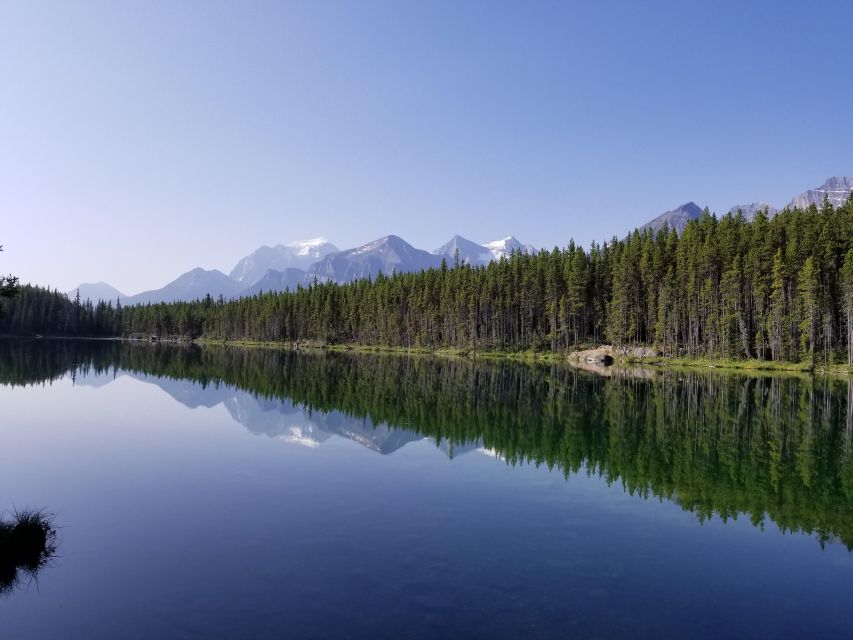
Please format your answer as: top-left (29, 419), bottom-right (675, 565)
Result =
top-left (1, 372), bottom-right (852, 639)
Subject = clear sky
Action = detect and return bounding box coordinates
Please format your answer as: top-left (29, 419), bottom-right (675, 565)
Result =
top-left (2, 0), bottom-right (852, 294)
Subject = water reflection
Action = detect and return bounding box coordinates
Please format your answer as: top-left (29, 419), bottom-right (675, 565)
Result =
top-left (2, 338), bottom-right (852, 549)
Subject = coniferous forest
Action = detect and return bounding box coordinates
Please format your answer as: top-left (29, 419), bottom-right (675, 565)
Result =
top-left (3, 198), bottom-right (853, 364)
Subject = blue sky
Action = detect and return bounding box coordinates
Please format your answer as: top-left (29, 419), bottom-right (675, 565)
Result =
top-left (2, 0), bottom-right (852, 294)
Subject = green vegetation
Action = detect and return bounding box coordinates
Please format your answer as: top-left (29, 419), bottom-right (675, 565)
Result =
top-left (2, 197), bottom-right (853, 367)
top-left (623, 355), bottom-right (817, 372)
top-left (2, 338), bottom-right (853, 548)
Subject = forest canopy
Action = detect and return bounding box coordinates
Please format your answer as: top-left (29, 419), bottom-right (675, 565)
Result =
top-left (3, 196), bottom-right (853, 364)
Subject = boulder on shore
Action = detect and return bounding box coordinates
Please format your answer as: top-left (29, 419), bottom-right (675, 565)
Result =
top-left (567, 345), bottom-right (657, 364)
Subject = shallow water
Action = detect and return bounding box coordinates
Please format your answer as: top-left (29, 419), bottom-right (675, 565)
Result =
top-left (1, 339), bottom-right (852, 639)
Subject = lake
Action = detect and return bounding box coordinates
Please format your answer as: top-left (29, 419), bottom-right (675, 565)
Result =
top-left (1, 339), bottom-right (852, 639)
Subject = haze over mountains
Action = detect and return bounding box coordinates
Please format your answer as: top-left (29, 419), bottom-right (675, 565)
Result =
top-left (73, 282), bottom-right (127, 303)
top-left (70, 175), bottom-right (851, 305)
top-left (229, 238), bottom-right (339, 285)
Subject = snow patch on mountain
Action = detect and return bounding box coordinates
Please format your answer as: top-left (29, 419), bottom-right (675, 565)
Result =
top-left (484, 236), bottom-right (536, 260)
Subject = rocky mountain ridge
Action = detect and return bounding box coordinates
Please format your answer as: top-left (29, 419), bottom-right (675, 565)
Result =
top-left (70, 175), bottom-right (851, 304)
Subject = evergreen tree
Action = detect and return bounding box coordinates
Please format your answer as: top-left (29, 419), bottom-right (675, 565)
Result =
top-left (842, 249), bottom-right (853, 368)
top-left (0, 245), bottom-right (20, 320)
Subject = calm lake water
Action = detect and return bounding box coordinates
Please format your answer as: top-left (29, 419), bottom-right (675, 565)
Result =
top-left (1, 339), bottom-right (852, 639)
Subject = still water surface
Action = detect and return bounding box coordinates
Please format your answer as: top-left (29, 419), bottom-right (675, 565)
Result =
top-left (1, 339), bottom-right (852, 638)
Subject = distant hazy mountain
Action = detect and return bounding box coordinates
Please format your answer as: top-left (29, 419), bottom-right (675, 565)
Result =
top-left (307, 235), bottom-right (444, 283)
top-left (69, 281), bottom-right (126, 303)
top-left (786, 176), bottom-right (853, 210)
top-left (238, 268), bottom-right (311, 297)
top-left (483, 236), bottom-right (536, 260)
top-left (125, 268), bottom-right (243, 305)
top-left (727, 202), bottom-right (779, 220)
top-left (638, 202), bottom-right (704, 235)
top-left (433, 235), bottom-right (493, 266)
top-left (229, 238), bottom-right (338, 285)
top-left (639, 176), bottom-right (851, 234)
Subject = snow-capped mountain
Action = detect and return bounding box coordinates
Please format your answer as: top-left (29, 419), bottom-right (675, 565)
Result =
top-left (786, 176), bottom-right (853, 210)
top-left (484, 236), bottom-right (536, 260)
top-left (238, 268), bottom-right (311, 297)
top-left (68, 282), bottom-right (126, 303)
top-left (307, 235), bottom-right (444, 283)
top-left (433, 235), bottom-right (494, 266)
top-left (727, 202), bottom-right (779, 220)
top-left (124, 268), bottom-right (244, 305)
top-left (229, 238), bottom-right (338, 285)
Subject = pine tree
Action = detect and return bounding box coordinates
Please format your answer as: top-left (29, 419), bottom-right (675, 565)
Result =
top-left (0, 245), bottom-right (20, 320)
top-left (842, 249), bottom-right (853, 368)
top-left (797, 256), bottom-right (819, 359)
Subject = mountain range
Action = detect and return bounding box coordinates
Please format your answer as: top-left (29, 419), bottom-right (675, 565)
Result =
top-left (641, 176), bottom-right (851, 235)
top-left (71, 233), bottom-right (540, 305)
top-left (70, 175), bottom-right (851, 305)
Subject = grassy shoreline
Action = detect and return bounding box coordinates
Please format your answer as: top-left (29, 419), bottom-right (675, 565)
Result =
top-left (622, 355), bottom-right (851, 374)
top-left (6, 335), bottom-right (850, 374)
top-left (194, 338), bottom-right (852, 374)
top-left (196, 338), bottom-right (569, 363)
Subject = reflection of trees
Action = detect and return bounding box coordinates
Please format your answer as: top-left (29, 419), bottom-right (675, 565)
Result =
top-left (2, 338), bottom-right (853, 548)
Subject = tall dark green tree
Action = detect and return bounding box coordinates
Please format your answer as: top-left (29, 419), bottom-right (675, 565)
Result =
top-left (843, 248), bottom-right (853, 368)
top-left (0, 245), bottom-right (20, 320)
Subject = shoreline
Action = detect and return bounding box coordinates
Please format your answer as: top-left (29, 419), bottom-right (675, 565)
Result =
top-left (197, 338), bottom-right (852, 375)
top-left (4, 335), bottom-right (851, 375)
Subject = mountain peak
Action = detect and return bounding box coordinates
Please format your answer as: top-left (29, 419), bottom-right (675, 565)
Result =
top-left (68, 281), bottom-right (126, 302)
top-left (308, 235), bottom-right (442, 283)
top-left (675, 202), bottom-right (702, 215)
top-left (787, 176), bottom-right (853, 210)
top-left (484, 236), bottom-right (535, 260)
top-left (125, 267), bottom-right (242, 305)
top-left (230, 239), bottom-right (338, 285)
top-left (433, 235), bottom-right (493, 265)
top-left (820, 176), bottom-right (853, 189)
top-left (638, 202), bottom-right (705, 235)
top-left (728, 202), bottom-right (778, 220)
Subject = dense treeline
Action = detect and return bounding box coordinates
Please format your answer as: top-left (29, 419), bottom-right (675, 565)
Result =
top-left (2, 339), bottom-right (852, 547)
top-left (0, 285), bottom-right (122, 337)
top-left (4, 198), bottom-right (853, 363)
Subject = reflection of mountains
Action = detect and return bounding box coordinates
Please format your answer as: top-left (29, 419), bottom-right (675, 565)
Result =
top-left (122, 372), bottom-right (481, 457)
top-left (5, 338), bottom-right (853, 549)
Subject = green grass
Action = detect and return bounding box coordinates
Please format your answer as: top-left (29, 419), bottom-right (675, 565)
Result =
top-left (166, 337), bottom-right (853, 374)
top-left (621, 355), bottom-right (851, 374)
top-left (196, 339), bottom-right (570, 362)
